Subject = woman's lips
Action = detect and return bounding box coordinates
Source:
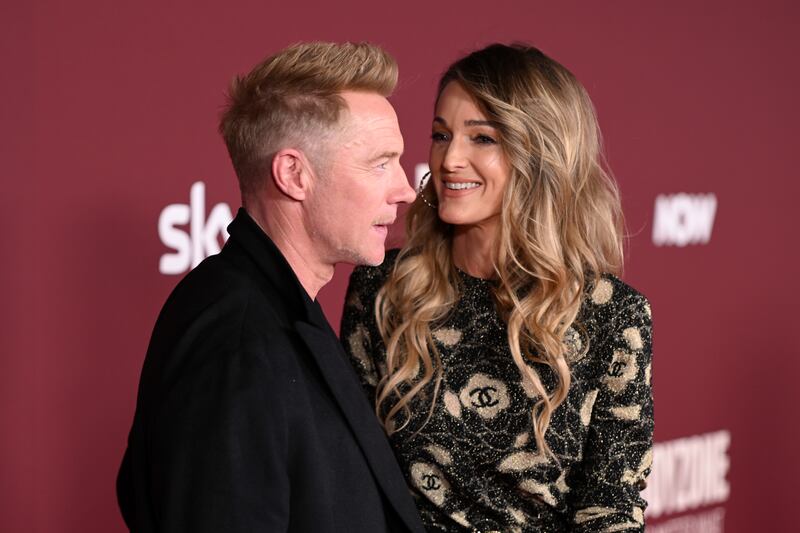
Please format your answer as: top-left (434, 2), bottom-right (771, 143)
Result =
top-left (441, 180), bottom-right (482, 197)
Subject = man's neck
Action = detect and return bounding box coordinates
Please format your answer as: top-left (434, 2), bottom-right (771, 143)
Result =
top-left (246, 203), bottom-right (334, 300)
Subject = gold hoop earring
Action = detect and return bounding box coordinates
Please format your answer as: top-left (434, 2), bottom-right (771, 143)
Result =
top-left (417, 171), bottom-right (438, 209)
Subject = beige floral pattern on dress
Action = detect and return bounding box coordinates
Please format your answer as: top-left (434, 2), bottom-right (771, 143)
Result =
top-left (602, 522), bottom-right (641, 532)
top-left (621, 448), bottom-right (653, 486)
top-left (623, 327), bottom-right (643, 350)
top-left (519, 479), bottom-right (557, 506)
top-left (555, 470), bottom-right (570, 494)
top-left (425, 444), bottom-right (453, 466)
top-left (580, 389), bottom-right (600, 426)
top-left (575, 507), bottom-right (616, 524)
top-left (498, 450), bottom-right (549, 472)
top-left (450, 511), bottom-right (471, 527)
top-left (507, 506), bottom-right (527, 524)
top-left (513, 432), bottom-right (530, 447)
top-left (443, 390), bottom-right (462, 418)
top-left (564, 326), bottom-right (585, 362)
top-left (433, 327), bottom-right (462, 347)
top-left (610, 405), bottom-right (642, 420)
top-left (520, 374), bottom-right (541, 399)
top-left (591, 278), bottom-right (614, 305)
top-left (458, 373), bottom-right (510, 419)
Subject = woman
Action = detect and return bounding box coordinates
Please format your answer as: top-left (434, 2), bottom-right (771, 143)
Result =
top-left (342, 43), bottom-right (653, 532)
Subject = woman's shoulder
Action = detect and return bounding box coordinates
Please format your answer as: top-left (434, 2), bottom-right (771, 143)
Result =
top-left (584, 273), bottom-right (651, 318)
top-left (579, 274), bottom-right (652, 354)
top-left (573, 274), bottom-right (653, 381)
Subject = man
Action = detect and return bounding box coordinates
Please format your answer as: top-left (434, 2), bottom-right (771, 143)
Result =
top-left (117, 42), bottom-right (422, 532)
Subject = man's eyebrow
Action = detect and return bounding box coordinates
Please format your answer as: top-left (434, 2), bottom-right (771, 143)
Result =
top-left (433, 116), bottom-right (500, 128)
top-left (368, 151), bottom-right (402, 163)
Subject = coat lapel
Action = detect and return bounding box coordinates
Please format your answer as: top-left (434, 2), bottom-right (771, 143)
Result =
top-left (294, 320), bottom-right (423, 533)
top-left (225, 209), bottom-right (422, 531)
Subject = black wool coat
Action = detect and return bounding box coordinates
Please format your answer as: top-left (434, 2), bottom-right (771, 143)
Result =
top-left (117, 208), bottom-right (424, 533)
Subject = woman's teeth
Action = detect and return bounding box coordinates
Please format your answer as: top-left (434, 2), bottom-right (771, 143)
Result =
top-left (444, 182), bottom-right (481, 190)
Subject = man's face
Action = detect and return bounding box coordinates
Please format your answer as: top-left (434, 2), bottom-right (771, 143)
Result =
top-left (305, 91), bottom-right (415, 266)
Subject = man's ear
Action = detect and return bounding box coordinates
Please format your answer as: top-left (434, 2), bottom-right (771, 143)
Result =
top-left (271, 149), bottom-right (314, 201)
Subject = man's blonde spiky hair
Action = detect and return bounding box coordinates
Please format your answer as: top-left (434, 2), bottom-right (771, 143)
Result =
top-left (219, 42), bottom-right (398, 197)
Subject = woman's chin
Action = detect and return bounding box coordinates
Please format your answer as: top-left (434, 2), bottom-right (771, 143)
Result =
top-left (438, 206), bottom-right (496, 229)
top-left (438, 205), bottom-right (471, 226)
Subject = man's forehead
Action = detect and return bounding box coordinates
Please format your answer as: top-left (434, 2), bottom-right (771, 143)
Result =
top-left (338, 92), bottom-right (403, 153)
top-left (339, 129), bottom-right (404, 160)
top-left (340, 91), bottom-right (398, 125)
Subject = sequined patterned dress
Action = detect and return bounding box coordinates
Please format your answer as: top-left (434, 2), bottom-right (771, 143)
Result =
top-left (341, 251), bottom-right (654, 532)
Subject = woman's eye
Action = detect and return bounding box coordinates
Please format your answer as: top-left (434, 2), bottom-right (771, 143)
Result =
top-left (431, 131), bottom-right (450, 142)
top-left (473, 134), bottom-right (497, 144)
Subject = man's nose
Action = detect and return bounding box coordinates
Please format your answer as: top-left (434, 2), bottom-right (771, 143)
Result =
top-left (391, 166), bottom-right (416, 205)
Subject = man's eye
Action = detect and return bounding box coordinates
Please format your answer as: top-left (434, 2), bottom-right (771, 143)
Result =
top-left (431, 132), bottom-right (450, 142)
top-left (377, 161), bottom-right (389, 170)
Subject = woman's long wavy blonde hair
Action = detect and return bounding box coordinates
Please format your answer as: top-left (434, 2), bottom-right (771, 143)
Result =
top-left (375, 44), bottom-right (624, 456)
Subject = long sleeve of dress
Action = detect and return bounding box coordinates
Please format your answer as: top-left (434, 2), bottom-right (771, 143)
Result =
top-left (567, 285), bottom-right (654, 532)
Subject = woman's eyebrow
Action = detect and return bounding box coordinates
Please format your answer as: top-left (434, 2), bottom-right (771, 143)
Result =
top-left (464, 119), bottom-right (499, 127)
top-left (432, 116), bottom-right (499, 128)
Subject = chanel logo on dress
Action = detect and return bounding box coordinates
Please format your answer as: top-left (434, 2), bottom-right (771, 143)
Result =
top-left (603, 350), bottom-right (639, 393)
top-left (608, 360), bottom-right (627, 378)
top-left (421, 473), bottom-right (442, 491)
top-left (411, 462), bottom-right (450, 507)
top-left (458, 373), bottom-right (510, 419)
top-left (470, 386), bottom-right (500, 408)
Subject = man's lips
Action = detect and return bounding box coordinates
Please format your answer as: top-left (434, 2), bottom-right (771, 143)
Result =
top-left (371, 219), bottom-right (395, 236)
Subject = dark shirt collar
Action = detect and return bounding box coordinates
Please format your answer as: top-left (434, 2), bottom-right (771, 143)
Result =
top-left (225, 208), bottom-right (326, 328)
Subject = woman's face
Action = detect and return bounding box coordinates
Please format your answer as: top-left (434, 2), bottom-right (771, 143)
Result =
top-left (429, 81), bottom-right (511, 231)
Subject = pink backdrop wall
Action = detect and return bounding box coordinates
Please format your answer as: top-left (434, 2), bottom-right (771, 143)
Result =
top-left (3, 1), bottom-right (798, 531)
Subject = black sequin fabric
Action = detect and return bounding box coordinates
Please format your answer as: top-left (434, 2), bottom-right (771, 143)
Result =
top-left (341, 250), bottom-right (654, 532)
